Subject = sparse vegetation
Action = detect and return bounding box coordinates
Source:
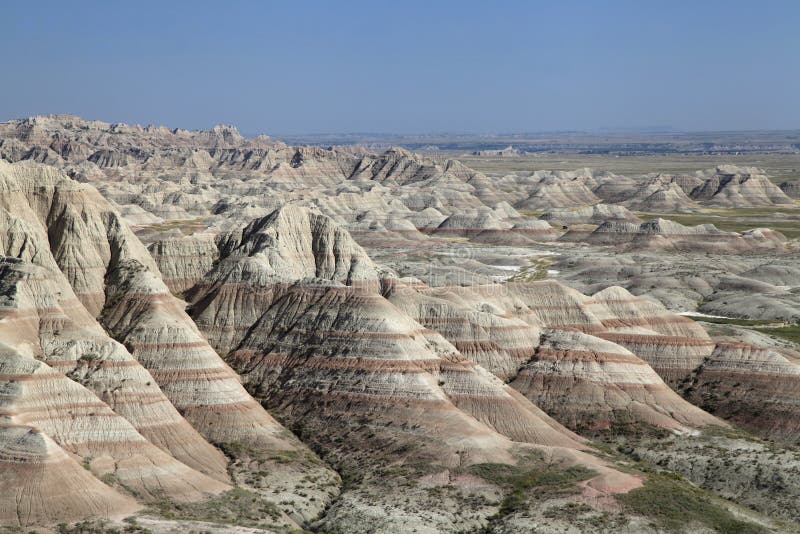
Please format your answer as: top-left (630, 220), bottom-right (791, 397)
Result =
top-left (146, 488), bottom-right (282, 528)
top-left (619, 473), bottom-right (765, 533)
top-left (469, 461), bottom-right (594, 519)
top-left (509, 257), bottom-right (553, 282)
top-left (581, 416), bottom-right (672, 444)
top-left (542, 502), bottom-right (629, 530)
top-left (686, 316), bottom-right (776, 326)
top-left (756, 324), bottom-right (800, 345)
top-left (55, 519), bottom-right (151, 533)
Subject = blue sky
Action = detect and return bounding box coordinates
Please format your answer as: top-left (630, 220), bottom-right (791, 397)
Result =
top-left (2, 0), bottom-right (798, 134)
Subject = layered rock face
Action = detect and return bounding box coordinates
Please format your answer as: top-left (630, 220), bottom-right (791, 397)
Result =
top-left (588, 286), bottom-right (717, 384)
top-left (385, 279), bottom-right (542, 380)
top-left (187, 205), bottom-right (382, 352)
top-left (0, 339), bottom-right (229, 503)
top-left (510, 329), bottom-right (721, 432)
top-left (0, 161), bottom-right (336, 527)
top-left (178, 208), bottom-right (733, 449)
top-left (585, 287), bottom-right (800, 444)
top-left (147, 233), bottom-right (218, 294)
top-left (493, 282), bottom-right (800, 444)
top-left (0, 257), bottom-right (231, 484)
top-left (418, 280), bottom-right (799, 443)
top-left (185, 206), bottom-right (585, 450)
top-left (176, 205), bottom-right (665, 529)
top-left (401, 281), bottom-right (726, 434)
top-left (0, 161), bottom-right (307, 453)
top-left (677, 342), bottom-right (800, 443)
top-left (228, 282), bottom-right (585, 451)
top-left (0, 425), bottom-right (140, 527)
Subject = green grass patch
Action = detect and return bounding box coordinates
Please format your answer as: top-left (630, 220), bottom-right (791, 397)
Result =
top-left (619, 473), bottom-right (764, 533)
top-left (509, 257), bottom-right (553, 282)
top-left (469, 462), bottom-right (594, 519)
top-left (700, 424), bottom-right (768, 444)
top-left (755, 324), bottom-right (800, 345)
top-left (685, 316), bottom-right (776, 326)
top-left (517, 209), bottom-right (544, 217)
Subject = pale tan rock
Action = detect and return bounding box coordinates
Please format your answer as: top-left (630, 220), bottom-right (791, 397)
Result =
top-left (0, 424), bottom-right (140, 528)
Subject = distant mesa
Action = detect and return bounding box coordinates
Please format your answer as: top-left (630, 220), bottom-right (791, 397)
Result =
top-left (471, 145), bottom-right (523, 156)
top-left (564, 217), bottom-right (788, 253)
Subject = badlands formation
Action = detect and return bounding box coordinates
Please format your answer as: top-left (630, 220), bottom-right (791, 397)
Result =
top-left (0, 115), bottom-right (798, 532)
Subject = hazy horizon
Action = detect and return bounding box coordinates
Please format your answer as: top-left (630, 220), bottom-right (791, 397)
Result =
top-left (3, 0), bottom-right (799, 135)
top-left (4, 111), bottom-right (800, 139)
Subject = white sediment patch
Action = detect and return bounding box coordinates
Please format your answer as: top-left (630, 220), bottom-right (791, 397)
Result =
top-left (491, 265), bottom-right (522, 282)
top-left (678, 311), bottom-right (735, 319)
top-left (547, 269), bottom-right (560, 275)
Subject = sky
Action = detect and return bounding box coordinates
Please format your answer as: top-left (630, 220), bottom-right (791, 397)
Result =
top-left (2, 0), bottom-right (799, 135)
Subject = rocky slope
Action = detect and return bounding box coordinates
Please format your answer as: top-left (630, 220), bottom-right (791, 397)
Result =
top-left (539, 203), bottom-right (641, 225)
top-left (677, 341), bottom-right (800, 443)
top-left (690, 165), bottom-right (795, 207)
top-left (509, 328), bottom-right (721, 433)
top-left (175, 205), bottom-right (684, 531)
top-left (0, 161), bottom-right (337, 528)
top-left (0, 423), bottom-right (141, 527)
top-left (779, 180), bottom-right (800, 198)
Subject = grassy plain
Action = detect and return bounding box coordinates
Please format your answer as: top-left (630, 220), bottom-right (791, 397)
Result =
top-left (451, 152), bottom-right (800, 183)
